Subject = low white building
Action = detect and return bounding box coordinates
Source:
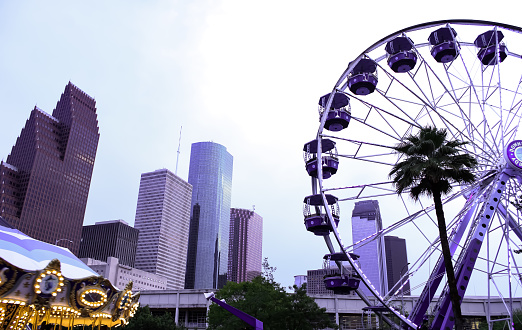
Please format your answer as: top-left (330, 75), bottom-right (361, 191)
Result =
top-left (81, 256), bottom-right (168, 291)
top-left (139, 290), bottom-right (521, 330)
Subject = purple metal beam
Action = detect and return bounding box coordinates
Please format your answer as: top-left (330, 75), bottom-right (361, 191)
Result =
top-left (209, 296), bottom-right (263, 330)
top-left (430, 173), bottom-right (508, 330)
top-left (497, 203), bottom-right (522, 243)
top-left (408, 198), bottom-right (478, 328)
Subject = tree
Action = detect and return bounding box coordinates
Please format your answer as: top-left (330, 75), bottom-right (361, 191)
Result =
top-left (478, 308), bottom-right (522, 330)
top-left (261, 257), bottom-right (277, 283)
top-left (389, 126), bottom-right (477, 330)
top-left (207, 276), bottom-right (337, 330)
top-left (286, 283), bottom-right (338, 330)
top-left (123, 305), bottom-right (185, 330)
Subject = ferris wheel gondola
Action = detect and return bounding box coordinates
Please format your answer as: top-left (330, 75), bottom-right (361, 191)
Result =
top-left (304, 20), bottom-right (522, 330)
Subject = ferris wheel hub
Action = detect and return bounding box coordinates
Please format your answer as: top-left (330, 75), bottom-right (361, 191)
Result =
top-left (504, 140), bottom-right (522, 170)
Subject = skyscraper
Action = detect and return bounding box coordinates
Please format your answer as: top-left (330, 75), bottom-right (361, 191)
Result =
top-left (133, 169), bottom-right (192, 289)
top-left (384, 236), bottom-right (410, 296)
top-left (0, 82), bottom-right (99, 254)
top-left (351, 200), bottom-right (387, 296)
top-left (227, 208), bottom-right (262, 283)
top-left (78, 219), bottom-right (139, 267)
top-left (185, 142), bottom-right (233, 289)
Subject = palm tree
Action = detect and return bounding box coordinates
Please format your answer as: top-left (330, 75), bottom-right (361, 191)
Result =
top-left (389, 126), bottom-right (477, 330)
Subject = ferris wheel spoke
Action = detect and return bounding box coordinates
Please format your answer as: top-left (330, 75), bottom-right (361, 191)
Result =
top-left (309, 21), bottom-right (522, 330)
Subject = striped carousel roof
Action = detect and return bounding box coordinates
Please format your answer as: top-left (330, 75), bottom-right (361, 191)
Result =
top-left (0, 217), bottom-right (97, 279)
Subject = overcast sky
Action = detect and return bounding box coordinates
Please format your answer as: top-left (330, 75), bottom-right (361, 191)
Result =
top-left (1, 0), bottom-right (522, 290)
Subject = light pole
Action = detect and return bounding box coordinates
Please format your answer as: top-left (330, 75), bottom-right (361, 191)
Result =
top-left (55, 238), bottom-right (73, 246)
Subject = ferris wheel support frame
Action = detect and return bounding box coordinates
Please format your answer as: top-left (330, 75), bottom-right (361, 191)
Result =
top-left (311, 19), bottom-right (522, 330)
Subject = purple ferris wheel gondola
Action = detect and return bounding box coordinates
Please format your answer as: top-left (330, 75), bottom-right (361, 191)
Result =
top-left (302, 194), bottom-right (339, 236)
top-left (348, 58), bottom-right (378, 95)
top-left (303, 138), bottom-right (338, 179)
top-left (307, 20), bottom-right (522, 330)
top-left (322, 252), bottom-right (360, 295)
top-left (385, 36), bottom-right (417, 73)
top-left (318, 92), bottom-right (351, 132)
top-left (428, 26), bottom-right (459, 63)
top-left (474, 30), bottom-right (508, 65)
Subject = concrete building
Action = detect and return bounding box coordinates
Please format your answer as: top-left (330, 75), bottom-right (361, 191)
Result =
top-left (185, 142), bottom-right (233, 289)
top-left (351, 200), bottom-right (387, 296)
top-left (134, 169), bottom-right (192, 289)
top-left (140, 290), bottom-right (516, 330)
top-left (79, 219), bottom-right (139, 267)
top-left (227, 208), bottom-right (263, 283)
top-left (0, 83), bottom-right (99, 254)
top-left (82, 257), bottom-right (168, 291)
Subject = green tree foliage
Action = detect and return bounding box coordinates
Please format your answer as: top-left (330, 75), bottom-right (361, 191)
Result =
top-left (122, 305), bottom-right (185, 330)
top-left (389, 126), bottom-right (477, 330)
top-left (207, 277), bottom-right (338, 330)
top-left (286, 283), bottom-right (338, 330)
top-left (478, 309), bottom-right (522, 330)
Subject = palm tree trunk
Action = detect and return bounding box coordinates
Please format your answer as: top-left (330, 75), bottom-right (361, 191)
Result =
top-left (433, 189), bottom-right (463, 330)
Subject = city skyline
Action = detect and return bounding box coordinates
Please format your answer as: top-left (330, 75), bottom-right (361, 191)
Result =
top-left (2, 1), bottom-right (520, 291)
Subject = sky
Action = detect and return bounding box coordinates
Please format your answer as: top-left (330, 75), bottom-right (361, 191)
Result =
top-left (1, 0), bottom-right (522, 291)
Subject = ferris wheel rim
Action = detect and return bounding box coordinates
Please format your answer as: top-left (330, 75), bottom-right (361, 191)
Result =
top-left (312, 20), bottom-right (522, 329)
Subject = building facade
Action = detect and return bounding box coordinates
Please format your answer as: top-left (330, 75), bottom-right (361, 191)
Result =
top-left (185, 142), bottom-right (233, 289)
top-left (78, 219), bottom-right (139, 267)
top-left (351, 200), bottom-right (387, 296)
top-left (134, 169), bottom-right (192, 289)
top-left (82, 257), bottom-right (168, 291)
top-left (384, 235), bottom-right (410, 296)
top-left (227, 208), bottom-right (262, 283)
top-left (0, 83), bottom-right (99, 254)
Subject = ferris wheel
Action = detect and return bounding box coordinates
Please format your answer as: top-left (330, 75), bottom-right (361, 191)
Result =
top-left (303, 20), bottom-right (522, 329)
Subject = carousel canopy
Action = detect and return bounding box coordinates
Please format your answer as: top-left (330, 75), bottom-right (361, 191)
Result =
top-left (0, 217), bottom-right (139, 329)
top-left (0, 219), bottom-right (97, 279)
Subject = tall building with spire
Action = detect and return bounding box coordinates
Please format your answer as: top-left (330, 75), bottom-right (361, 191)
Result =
top-left (133, 169), bottom-right (192, 289)
top-left (185, 142), bottom-right (233, 289)
top-left (228, 208), bottom-right (263, 283)
top-left (0, 83), bottom-right (99, 254)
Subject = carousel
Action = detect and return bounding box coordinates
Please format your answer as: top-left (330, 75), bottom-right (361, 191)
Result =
top-left (0, 217), bottom-right (139, 329)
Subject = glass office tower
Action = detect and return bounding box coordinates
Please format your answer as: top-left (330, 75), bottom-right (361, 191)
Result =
top-left (351, 200), bottom-right (388, 296)
top-left (185, 142), bottom-right (233, 289)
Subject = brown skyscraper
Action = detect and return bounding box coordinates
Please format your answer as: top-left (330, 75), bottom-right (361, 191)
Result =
top-left (227, 208), bottom-right (263, 283)
top-left (0, 82), bottom-right (99, 254)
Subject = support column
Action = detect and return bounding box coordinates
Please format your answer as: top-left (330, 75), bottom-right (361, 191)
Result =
top-left (175, 292), bottom-right (180, 325)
